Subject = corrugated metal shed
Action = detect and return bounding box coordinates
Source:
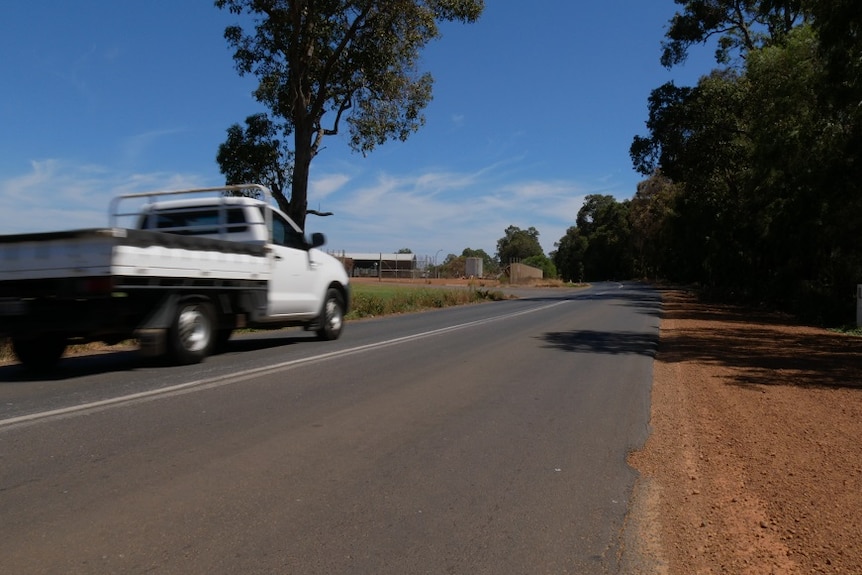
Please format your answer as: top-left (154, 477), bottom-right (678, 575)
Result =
top-left (342, 252), bottom-right (418, 278)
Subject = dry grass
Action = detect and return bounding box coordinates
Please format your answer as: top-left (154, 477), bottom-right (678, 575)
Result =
top-left (0, 337), bottom-right (12, 363)
top-left (0, 337), bottom-right (135, 365)
top-left (346, 283), bottom-right (509, 319)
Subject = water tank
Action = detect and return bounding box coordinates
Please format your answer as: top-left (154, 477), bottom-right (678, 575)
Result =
top-left (465, 257), bottom-right (483, 278)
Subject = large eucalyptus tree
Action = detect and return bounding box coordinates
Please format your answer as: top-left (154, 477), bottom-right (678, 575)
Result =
top-left (215, 0), bottom-right (484, 229)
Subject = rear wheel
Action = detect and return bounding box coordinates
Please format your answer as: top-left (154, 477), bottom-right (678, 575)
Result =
top-left (167, 298), bottom-right (215, 364)
top-left (316, 288), bottom-right (345, 341)
top-left (12, 334), bottom-right (68, 372)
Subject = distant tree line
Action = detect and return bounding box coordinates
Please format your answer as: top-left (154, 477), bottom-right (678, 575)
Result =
top-left (433, 227), bottom-right (557, 280)
top-left (552, 1), bottom-right (862, 324)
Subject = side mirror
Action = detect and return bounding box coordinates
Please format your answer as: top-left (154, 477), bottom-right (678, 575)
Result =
top-left (309, 232), bottom-right (326, 248)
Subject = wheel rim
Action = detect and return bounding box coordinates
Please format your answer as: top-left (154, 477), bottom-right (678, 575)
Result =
top-left (177, 305), bottom-right (211, 352)
top-left (325, 298), bottom-right (343, 333)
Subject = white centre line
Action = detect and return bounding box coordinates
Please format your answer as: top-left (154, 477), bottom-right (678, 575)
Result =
top-left (1, 300), bottom-right (569, 429)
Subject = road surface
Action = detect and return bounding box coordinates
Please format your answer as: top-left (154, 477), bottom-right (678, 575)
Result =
top-left (0, 282), bottom-right (659, 574)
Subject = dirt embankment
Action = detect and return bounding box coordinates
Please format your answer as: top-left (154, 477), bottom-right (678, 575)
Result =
top-left (630, 290), bottom-right (862, 574)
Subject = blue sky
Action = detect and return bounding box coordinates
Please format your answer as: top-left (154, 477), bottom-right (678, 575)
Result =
top-left (0, 1), bottom-right (714, 259)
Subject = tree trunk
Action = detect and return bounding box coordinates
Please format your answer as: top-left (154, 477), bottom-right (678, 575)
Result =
top-left (290, 125), bottom-right (312, 231)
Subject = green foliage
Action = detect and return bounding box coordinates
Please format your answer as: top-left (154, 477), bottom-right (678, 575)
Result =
top-left (628, 173), bottom-right (680, 279)
top-left (496, 225), bottom-right (544, 267)
top-left (552, 226), bottom-right (587, 283)
top-left (217, 114), bottom-right (293, 213)
top-left (522, 254), bottom-right (557, 279)
top-left (618, 3), bottom-right (862, 323)
top-left (811, 0), bottom-right (862, 116)
top-left (660, 0), bottom-right (807, 68)
top-left (215, 0), bottom-right (484, 229)
top-left (435, 248), bottom-right (499, 279)
top-left (571, 195), bottom-right (633, 281)
top-left (830, 325), bottom-right (862, 337)
top-left (552, 194), bottom-right (640, 283)
top-left (438, 253), bottom-right (464, 278)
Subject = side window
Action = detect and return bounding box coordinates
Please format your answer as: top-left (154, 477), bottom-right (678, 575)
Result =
top-left (271, 213), bottom-right (306, 249)
top-left (225, 208), bottom-right (249, 232)
top-left (144, 207), bottom-right (248, 235)
top-left (272, 217), bottom-right (286, 245)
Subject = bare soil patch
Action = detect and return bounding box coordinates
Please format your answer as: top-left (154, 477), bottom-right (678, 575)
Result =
top-left (630, 289), bottom-right (862, 574)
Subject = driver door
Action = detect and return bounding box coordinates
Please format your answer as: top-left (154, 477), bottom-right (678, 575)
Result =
top-left (267, 213), bottom-right (319, 317)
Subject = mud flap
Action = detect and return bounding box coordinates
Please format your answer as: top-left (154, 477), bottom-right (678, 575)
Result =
top-left (136, 328), bottom-right (166, 357)
top-left (133, 294), bottom-right (181, 357)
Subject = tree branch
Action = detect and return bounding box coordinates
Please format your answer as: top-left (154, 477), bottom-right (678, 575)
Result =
top-left (310, 2), bottom-right (374, 120)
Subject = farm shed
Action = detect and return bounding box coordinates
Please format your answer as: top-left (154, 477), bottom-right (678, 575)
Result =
top-left (343, 253), bottom-right (419, 279)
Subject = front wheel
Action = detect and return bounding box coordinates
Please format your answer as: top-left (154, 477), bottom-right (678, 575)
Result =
top-left (316, 288), bottom-right (345, 341)
top-left (167, 298), bottom-right (215, 365)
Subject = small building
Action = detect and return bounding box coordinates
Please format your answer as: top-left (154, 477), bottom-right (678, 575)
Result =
top-left (342, 252), bottom-right (418, 279)
top-left (508, 262), bottom-right (543, 284)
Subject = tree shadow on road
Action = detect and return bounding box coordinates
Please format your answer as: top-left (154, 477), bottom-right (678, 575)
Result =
top-left (539, 330), bottom-right (659, 358)
top-left (657, 290), bottom-right (862, 390)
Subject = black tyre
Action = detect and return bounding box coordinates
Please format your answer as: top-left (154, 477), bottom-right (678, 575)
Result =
top-left (168, 298), bottom-right (215, 365)
top-left (213, 328), bottom-right (233, 353)
top-left (12, 334), bottom-right (68, 372)
top-left (316, 288), bottom-right (345, 341)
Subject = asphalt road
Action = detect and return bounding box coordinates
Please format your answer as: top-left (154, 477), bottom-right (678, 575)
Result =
top-left (0, 282), bottom-right (660, 574)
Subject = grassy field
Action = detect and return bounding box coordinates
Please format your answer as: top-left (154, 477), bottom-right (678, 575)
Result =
top-left (0, 283), bottom-right (508, 363)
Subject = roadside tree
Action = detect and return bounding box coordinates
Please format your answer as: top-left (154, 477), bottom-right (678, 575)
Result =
top-left (440, 253), bottom-right (465, 278)
top-left (217, 114), bottom-right (292, 212)
top-left (660, 0), bottom-right (807, 68)
top-left (552, 226), bottom-right (587, 283)
top-left (522, 254), bottom-right (557, 280)
top-left (215, 0), bottom-right (484, 229)
top-left (495, 226), bottom-right (544, 268)
top-left (627, 172), bottom-right (679, 279)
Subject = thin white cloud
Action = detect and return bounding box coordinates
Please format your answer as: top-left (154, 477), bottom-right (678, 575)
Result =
top-left (496, 181), bottom-right (590, 221)
top-left (310, 162), bottom-right (603, 257)
top-left (0, 160), bottom-right (205, 233)
top-left (0, 157), bottom-right (619, 260)
top-left (412, 170), bottom-right (478, 193)
top-left (310, 173), bottom-right (350, 199)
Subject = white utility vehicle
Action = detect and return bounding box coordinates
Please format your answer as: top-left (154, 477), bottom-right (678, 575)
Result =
top-left (0, 185), bottom-right (350, 371)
